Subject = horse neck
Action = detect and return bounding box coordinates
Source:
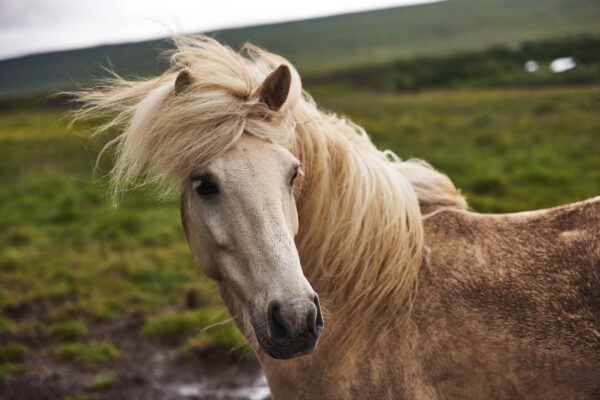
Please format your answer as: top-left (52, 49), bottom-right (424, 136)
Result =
top-left (291, 109), bottom-right (425, 346)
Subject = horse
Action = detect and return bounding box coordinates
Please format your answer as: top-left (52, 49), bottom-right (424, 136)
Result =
top-left (74, 36), bottom-right (600, 399)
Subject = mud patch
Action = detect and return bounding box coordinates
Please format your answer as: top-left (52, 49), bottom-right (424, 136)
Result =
top-left (0, 316), bottom-right (270, 400)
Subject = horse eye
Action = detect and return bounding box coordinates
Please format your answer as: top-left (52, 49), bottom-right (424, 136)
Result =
top-left (289, 166), bottom-right (302, 186)
top-left (192, 176), bottom-right (219, 198)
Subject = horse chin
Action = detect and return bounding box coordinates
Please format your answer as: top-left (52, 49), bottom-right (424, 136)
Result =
top-left (255, 332), bottom-right (318, 360)
top-left (252, 317), bottom-right (320, 360)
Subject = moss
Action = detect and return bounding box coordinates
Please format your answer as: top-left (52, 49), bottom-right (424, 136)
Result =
top-left (58, 342), bottom-right (119, 368)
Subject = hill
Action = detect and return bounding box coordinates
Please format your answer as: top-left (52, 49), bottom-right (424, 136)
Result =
top-left (0, 0), bottom-right (599, 97)
top-left (306, 36), bottom-right (600, 92)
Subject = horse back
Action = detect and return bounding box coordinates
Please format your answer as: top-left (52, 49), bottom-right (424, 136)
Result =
top-left (413, 196), bottom-right (600, 398)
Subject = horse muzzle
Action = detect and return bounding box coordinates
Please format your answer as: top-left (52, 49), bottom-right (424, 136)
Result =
top-left (254, 295), bottom-right (324, 359)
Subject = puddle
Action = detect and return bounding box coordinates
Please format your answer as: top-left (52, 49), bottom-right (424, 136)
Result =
top-left (177, 384), bottom-right (204, 397)
top-left (168, 373), bottom-right (270, 400)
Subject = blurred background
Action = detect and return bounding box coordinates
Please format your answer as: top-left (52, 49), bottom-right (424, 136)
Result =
top-left (0, 0), bottom-right (599, 399)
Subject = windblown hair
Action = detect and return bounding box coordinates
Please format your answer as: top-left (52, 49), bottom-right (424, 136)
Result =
top-left (73, 36), bottom-right (466, 349)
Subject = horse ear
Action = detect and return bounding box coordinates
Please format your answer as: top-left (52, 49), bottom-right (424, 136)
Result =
top-left (174, 69), bottom-right (194, 95)
top-left (257, 65), bottom-right (292, 111)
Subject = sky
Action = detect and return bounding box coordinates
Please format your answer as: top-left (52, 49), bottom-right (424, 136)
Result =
top-left (0, 0), bottom-right (443, 60)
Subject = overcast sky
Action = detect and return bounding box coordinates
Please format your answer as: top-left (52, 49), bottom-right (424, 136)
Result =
top-left (0, 0), bottom-right (443, 60)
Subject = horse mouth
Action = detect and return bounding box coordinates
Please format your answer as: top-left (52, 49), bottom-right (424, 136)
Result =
top-left (255, 331), bottom-right (319, 360)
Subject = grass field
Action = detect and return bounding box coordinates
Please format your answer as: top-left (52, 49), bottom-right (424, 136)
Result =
top-left (314, 85), bottom-right (600, 211)
top-left (0, 85), bottom-right (599, 397)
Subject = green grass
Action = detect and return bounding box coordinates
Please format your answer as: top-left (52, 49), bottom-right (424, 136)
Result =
top-left (89, 374), bottom-right (118, 391)
top-left (0, 363), bottom-right (24, 384)
top-left (58, 343), bottom-right (119, 368)
top-left (0, 107), bottom-right (246, 372)
top-left (0, 85), bottom-right (598, 377)
top-left (142, 308), bottom-right (251, 355)
top-left (141, 309), bottom-right (222, 343)
top-left (0, 344), bottom-right (27, 363)
top-left (182, 325), bottom-right (252, 359)
top-left (0, 114), bottom-right (221, 313)
top-left (49, 320), bottom-right (88, 342)
top-left (316, 86), bottom-right (600, 212)
top-left (0, 344), bottom-right (27, 383)
top-left (0, 316), bottom-right (16, 336)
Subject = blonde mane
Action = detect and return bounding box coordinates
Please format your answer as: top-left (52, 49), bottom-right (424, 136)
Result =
top-left (73, 35), bottom-right (466, 349)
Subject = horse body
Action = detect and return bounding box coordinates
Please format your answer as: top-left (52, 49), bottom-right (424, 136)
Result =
top-left (260, 198), bottom-right (600, 399)
top-left (75, 36), bottom-right (600, 399)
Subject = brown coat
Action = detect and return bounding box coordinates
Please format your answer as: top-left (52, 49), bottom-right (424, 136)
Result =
top-left (260, 197), bottom-right (600, 399)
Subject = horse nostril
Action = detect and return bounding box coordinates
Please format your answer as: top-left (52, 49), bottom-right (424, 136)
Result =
top-left (306, 305), bottom-right (317, 336)
top-left (313, 295), bottom-right (324, 333)
top-left (268, 301), bottom-right (290, 343)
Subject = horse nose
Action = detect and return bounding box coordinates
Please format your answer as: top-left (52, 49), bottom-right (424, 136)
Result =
top-left (267, 295), bottom-right (324, 346)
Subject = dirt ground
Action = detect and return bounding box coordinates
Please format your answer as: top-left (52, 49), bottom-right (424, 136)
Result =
top-left (0, 315), bottom-right (270, 400)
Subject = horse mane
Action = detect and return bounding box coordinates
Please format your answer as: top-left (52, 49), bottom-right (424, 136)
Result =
top-left (72, 35), bottom-right (467, 349)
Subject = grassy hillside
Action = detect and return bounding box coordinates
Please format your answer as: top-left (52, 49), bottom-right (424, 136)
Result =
top-left (219, 0), bottom-right (600, 71)
top-left (307, 35), bottom-right (600, 92)
top-left (1, 0), bottom-right (599, 97)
